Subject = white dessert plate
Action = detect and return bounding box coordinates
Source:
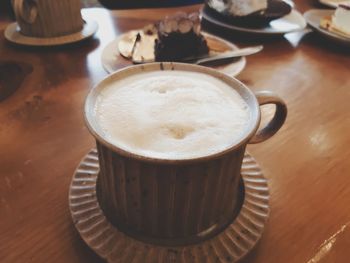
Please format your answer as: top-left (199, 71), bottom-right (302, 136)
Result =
top-left (201, 7), bottom-right (306, 35)
top-left (304, 9), bottom-right (350, 45)
top-left (101, 30), bottom-right (247, 77)
top-left (319, 0), bottom-right (350, 8)
top-left (4, 19), bottom-right (98, 46)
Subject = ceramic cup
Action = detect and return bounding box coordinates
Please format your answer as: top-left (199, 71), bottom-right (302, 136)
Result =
top-left (84, 63), bottom-right (287, 246)
top-left (12, 0), bottom-right (83, 38)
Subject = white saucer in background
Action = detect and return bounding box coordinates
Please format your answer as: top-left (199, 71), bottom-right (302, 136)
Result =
top-left (304, 9), bottom-right (350, 45)
top-left (201, 8), bottom-right (306, 35)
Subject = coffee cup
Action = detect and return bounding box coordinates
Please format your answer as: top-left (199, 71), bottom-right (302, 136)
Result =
top-left (84, 62), bottom-right (287, 245)
top-left (11, 0), bottom-right (83, 38)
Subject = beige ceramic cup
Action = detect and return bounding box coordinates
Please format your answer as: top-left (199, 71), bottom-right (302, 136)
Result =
top-left (84, 63), bottom-right (287, 246)
top-left (12, 0), bottom-right (83, 37)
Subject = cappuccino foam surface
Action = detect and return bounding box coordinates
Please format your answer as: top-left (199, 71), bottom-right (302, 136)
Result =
top-left (94, 71), bottom-right (251, 159)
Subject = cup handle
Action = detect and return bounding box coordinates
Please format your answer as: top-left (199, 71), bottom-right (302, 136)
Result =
top-left (13, 0), bottom-right (38, 24)
top-left (249, 91), bottom-right (287, 144)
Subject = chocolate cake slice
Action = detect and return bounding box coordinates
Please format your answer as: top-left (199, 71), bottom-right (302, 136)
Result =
top-left (154, 12), bottom-right (209, 62)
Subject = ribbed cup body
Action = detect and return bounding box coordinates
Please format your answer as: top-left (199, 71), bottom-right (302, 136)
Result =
top-left (84, 63), bottom-right (265, 246)
top-left (96, 141), bottom-right (246, 245)
top-left (13, 0), bottom-right (83, 37)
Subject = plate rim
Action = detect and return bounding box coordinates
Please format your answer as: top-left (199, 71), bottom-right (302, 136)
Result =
top-left (201, 7), bottom-right (306, 35)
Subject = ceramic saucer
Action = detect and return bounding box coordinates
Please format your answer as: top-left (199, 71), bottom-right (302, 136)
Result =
top-left (69, 149), bottom-right (270, 263)
top-left (4, 19), bottom-right (98, 46)
top-left (101, 30), bottom-right (246, 77)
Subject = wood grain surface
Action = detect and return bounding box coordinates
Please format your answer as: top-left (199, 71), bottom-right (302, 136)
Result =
top-left (1, 1), bottom-right (350, 262)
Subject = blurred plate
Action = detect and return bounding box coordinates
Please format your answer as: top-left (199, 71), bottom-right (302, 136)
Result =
top-left (304, 9), bottom-right (350, 45)
top-left (201, 7), bottom-right (306, 35)
top-left (101, 30), bottom-right (246, 77)
top-left (4, 19), bottom-right (97, 46)
top-left (319, 0), bottom-right (350, 8)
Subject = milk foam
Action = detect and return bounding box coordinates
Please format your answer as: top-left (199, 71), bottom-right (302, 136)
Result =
top-left (94, 71), bottom-right (250, 159)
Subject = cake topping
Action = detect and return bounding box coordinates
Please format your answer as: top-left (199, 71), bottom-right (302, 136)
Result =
top-left (157, 12), bottom-right (201, 35)
top-left (154, 12), bottom-right (209, 61)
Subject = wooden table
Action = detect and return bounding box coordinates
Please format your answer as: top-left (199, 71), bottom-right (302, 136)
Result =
top-left (1, 2), bottom-right (350, 262)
